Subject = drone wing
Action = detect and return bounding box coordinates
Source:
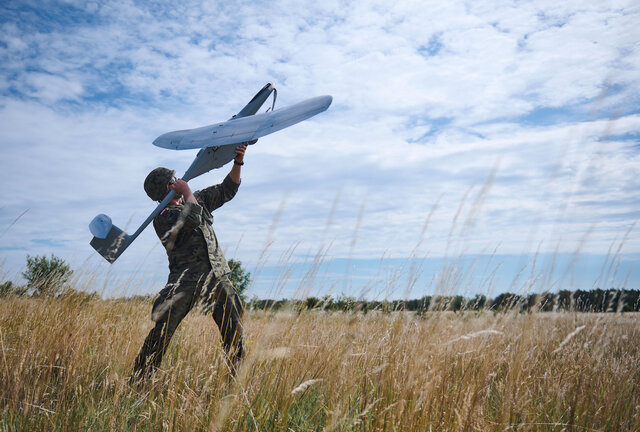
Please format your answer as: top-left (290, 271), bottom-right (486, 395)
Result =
top-left (153, 95), bottom-right (332, 150)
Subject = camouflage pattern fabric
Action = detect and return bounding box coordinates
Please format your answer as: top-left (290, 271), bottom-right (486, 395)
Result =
top-left (131, 174), bottom-right (244, 381)
top-left (132, 274), bottom-right (244, 380)
top-left (153, 174), bottom-right (239, 280)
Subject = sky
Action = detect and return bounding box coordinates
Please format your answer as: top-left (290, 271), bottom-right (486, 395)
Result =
top-left (0, 0), bottom-right (638, 300)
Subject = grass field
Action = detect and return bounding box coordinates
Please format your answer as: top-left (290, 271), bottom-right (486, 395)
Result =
top-left (1, 294), bottom-right (639, 431)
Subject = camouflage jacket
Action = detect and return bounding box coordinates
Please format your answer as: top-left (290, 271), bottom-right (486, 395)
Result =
top-left (153, 174), bottom-right (239, 283)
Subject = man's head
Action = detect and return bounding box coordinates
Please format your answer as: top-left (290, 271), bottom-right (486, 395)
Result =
top-left (144, 167), bottom-right (175, 201)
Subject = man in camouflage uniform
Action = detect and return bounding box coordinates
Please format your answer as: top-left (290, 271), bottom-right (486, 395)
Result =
top-left (131, 144), bottom-right (248, 382)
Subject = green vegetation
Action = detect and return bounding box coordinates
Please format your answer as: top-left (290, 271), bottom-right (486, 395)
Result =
top-left (249, 288), bottom-right (640, 313)
top-left (0, 280), bottom-right (27, 297)
top-left (227, 258), bottom-right (251, 301)
top-left (2, 255), bottom-right (636, 315)
top-left (1, 254), bottom-right (74, 298)
top-left (22, 253), bottom-right (73, 297)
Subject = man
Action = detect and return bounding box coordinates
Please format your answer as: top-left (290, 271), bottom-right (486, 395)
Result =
top-left (131, 144), bottom-right (248, 382)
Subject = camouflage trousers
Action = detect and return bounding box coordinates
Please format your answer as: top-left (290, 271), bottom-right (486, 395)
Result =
top-left (131, 273), bottom-right (244, 381)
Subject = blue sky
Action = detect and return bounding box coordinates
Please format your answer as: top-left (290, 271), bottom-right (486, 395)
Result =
top-left (0, 0), bottom-right (638, 299)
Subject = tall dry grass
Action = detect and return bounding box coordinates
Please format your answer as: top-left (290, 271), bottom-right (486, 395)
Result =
top-left (1, 293), bottom-right (638, 431)
top-left (2, 138), bottom-right (637, 430)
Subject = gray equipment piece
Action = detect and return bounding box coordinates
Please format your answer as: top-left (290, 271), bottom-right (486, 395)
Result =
top-left (90, 83), bottom-right (331, 263)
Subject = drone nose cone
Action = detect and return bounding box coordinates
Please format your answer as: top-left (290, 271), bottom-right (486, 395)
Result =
top-left (152, 132), bottom-right (174, 149)
top-left (314, 95), bottom-right (333, 111)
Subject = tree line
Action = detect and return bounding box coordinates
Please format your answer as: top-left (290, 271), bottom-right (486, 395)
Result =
top-left (1, 255), bottom-right (638, 313)
top-left (248, 289), bottom-right (640, 314)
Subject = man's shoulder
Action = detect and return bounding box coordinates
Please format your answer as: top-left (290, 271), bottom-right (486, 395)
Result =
top-left (193, 184), bottom-right (220, 206)
top-left (195, 183), bottom-right (220, 195)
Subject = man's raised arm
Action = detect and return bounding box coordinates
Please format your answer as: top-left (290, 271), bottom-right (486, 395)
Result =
top-left (229, 143), bottom-right (247, 184)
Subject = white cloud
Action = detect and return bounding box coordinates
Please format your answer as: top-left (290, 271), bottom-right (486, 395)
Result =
top-left (0, 0), bottom-right (638, 295)
top-left (21, 72), bottom-right (84, 102)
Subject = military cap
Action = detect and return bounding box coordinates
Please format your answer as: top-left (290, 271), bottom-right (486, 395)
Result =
top-left (144, 167), bottom-right (175, 201)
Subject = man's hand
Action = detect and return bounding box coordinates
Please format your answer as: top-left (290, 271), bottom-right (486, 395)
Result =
top-left (168, 179), bottom-right (197, 204)
top-left (229, 143), bottom-right (248, 184)
top-left (234, 144), bottom-right (248, 163)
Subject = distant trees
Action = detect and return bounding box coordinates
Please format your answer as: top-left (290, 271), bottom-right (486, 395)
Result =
top-left (0, 252), bottom-right (637, 314)
top-left (245, 289), bottom-right (640, 314)
top-left (303, 296), bottom-right (322, 310)
top-left (490, 292), bottom-right (521, 311)
top-left (470, 294), bottom-right (487, 310)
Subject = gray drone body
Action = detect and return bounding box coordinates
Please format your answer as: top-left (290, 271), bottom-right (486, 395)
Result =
top-left (89, 84), bottom-right (332, 263)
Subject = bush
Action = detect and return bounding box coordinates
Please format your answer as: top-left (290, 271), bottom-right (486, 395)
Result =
top-left (303, 296), bottom-right (321, 310)
top-left (0, 281), bottom-right (12, 297)
top-left (0, 281), bottom-right (28, 297)
top-left (22, 254), bottom-right (73, 297)
top-left (228, 258), bottom-right (251, 301)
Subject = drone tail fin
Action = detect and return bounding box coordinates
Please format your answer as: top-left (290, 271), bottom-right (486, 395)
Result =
top-left (89, 214), bottom-right (133, 263)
